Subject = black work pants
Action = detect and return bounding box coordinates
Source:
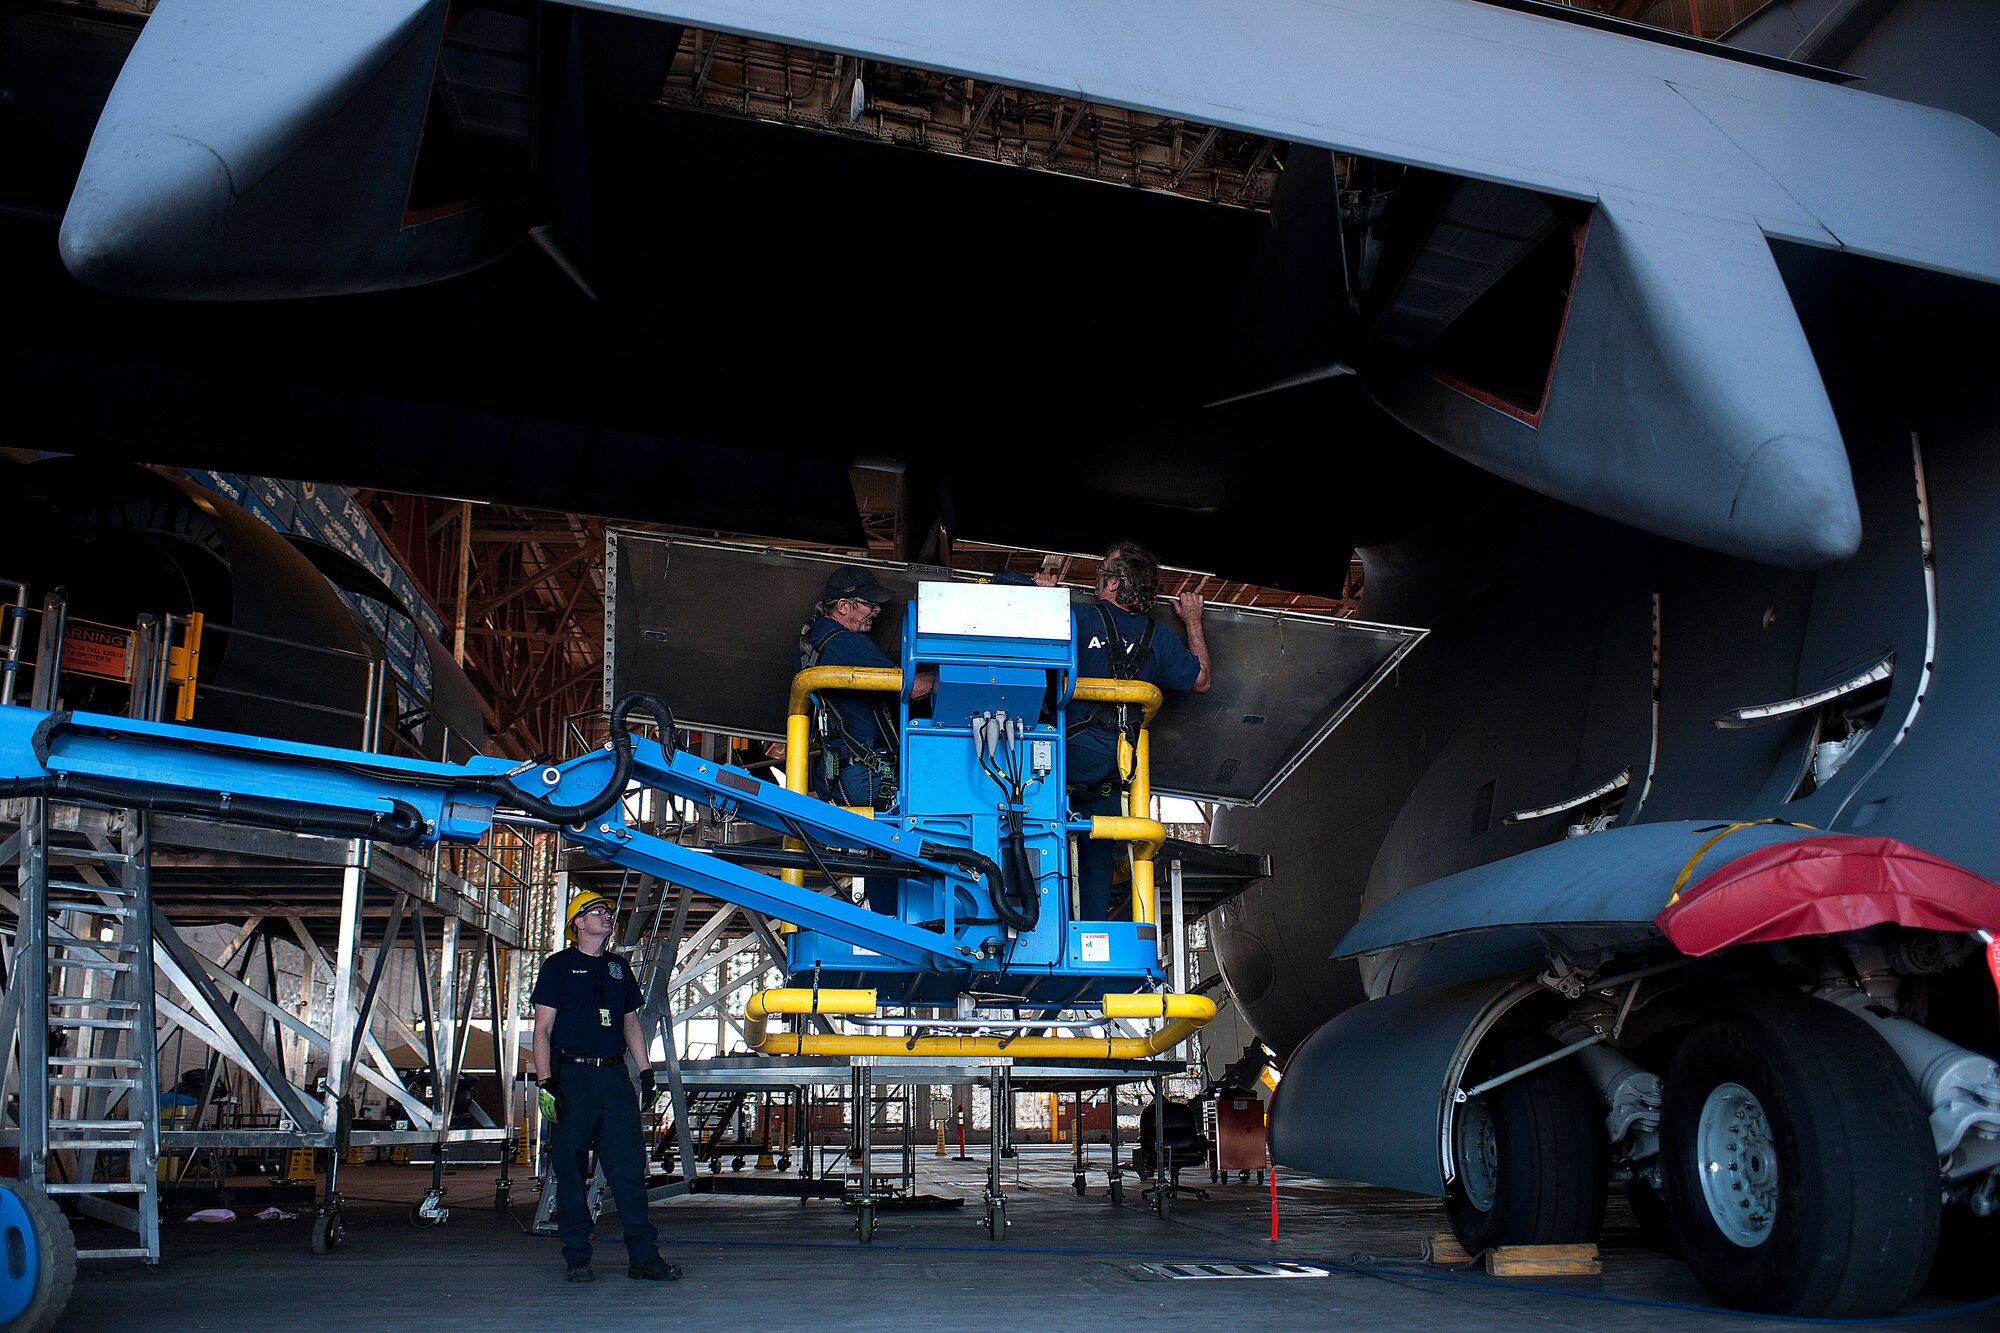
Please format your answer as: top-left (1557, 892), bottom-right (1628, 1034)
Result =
top-left (550, 1062), bottom-right (660, 1266)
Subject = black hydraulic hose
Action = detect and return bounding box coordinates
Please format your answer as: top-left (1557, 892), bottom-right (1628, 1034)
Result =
top-left (923, 835), bottom-right (1039, 935)
top-left (917, 839), bottom-right (1041, 933)
top-left (1002, 812), bottom-right (1042, 933)
top-left (0, 774), bottom-right (428, 845)
top-left (476, 692), bottom-right (677, 825)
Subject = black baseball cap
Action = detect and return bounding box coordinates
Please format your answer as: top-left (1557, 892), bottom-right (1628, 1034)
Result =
top-left (824, 565), bottom-right (893, 604)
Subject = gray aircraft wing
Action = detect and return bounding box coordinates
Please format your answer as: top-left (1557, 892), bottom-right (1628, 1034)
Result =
top-left (56, 1), bottom-right (2000, 574)
top-left (586, 0), bottom-right (2000, 283)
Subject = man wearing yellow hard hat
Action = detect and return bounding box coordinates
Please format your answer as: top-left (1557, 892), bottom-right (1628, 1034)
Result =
top-left (530, 890), bottom-right (680, 1283)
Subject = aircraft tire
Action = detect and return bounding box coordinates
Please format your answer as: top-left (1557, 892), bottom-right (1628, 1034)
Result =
top-left (1659, 994), bottom-right (1938, 1318)
top-left (1443, 1028), bottom-right (1606, 1255)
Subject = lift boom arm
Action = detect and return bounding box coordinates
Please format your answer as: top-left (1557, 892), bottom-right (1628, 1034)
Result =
top-left (0, 701), bottom-right (980, 971)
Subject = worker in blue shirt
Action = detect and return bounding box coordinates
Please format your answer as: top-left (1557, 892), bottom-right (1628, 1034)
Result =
top-left (795, 565), bottom-right (932, 808)
top-left (532, 891), bottom-right (681, 1284)
top-left (1040, 542), bottom-right (1210, 920)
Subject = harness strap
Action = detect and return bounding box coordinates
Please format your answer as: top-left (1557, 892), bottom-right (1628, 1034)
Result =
top-left (798, 622), bottom-right (898, 788)
top-left (1074, 605), bottom-right (1157, 743)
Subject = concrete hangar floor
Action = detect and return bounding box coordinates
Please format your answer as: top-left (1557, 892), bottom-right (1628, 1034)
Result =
top-left (61, 1151), bottom-right (1993, 1331)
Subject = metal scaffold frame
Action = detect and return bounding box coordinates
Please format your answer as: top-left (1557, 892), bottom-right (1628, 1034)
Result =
top-left (0, 591), bottom-right (560, 1258)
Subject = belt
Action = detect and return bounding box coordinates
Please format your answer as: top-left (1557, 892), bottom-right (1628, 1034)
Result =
top-left (559, 1055), bottom-right (623, 1067)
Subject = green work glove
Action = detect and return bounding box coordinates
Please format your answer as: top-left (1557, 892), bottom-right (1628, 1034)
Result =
top-left (538, 1074), bottom-right (566, 1124)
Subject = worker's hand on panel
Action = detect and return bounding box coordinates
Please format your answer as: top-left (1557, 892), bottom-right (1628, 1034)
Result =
top-left (1176, 591), bottom-right (1205, 623)
top-left (1032, 571), bottom-right (1060, 588)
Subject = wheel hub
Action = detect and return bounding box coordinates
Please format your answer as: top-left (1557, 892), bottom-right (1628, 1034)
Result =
top-left (1455, 1096), bottom-right (1498, 1212)
top-left (1696, 1081), bottom-right (1777, 1247)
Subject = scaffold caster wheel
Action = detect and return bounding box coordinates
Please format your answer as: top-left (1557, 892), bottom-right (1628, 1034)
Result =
top-left (857, 1203), bottom-right (875, 1243)
top-left (1072, 1174), bottom-right (1086, 1197)
top-left (310, 1213), bottom-right (344, 1255)
top-left (985, 1200), bottom-right (1006, 1240)
top-left (410, 1191), bottom-right (450, 1228)
top-left (493, 1181), bottom-right (512, 1212)
top-left (1108, 1179), bottom-right (1124, 1207)
top-left (1257, 1170), bottom-right (1265, 1187)
top-left (778, 1155), bottom-right (791, 1172)
top-left (0, 1181), bottom-right (76, 1333)
top-left (732, 1156), bottom-right (745, 1172)
top-left (708, 1158), bottom-right (722, 1174)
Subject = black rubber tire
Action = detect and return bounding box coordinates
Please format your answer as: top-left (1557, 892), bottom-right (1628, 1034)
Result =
top-left (1659, 994), bottom-right (1939, 1318)
top-left (1, 1183), bottom-right (76, 1333)
top-left (856, 1204), bottom-right (874, 1244)
top-left (1444, 1028), bottom-right (1607, 1255)
top-left (1108, 1179), bottom-right (1123, 1207)
top-left (309, 1213), bottom-right (342, 1255)
top-left (408, 1200), bottom-right (443, 1229)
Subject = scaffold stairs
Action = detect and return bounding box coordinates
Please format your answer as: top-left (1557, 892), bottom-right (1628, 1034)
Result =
top-left (7, 798), bottom-right (164, 1264)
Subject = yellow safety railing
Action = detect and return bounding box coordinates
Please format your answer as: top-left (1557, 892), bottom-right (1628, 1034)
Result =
top-left (782, 668), bottom-right (1168, 923)
top-left (743, 988), bottom-right (1215, 1058)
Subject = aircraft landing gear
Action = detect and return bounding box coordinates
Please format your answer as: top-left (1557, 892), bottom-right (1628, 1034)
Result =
top-left (1443, 1029), bottom-right (1606, 1255)
top-left (1659, 995), bottom-right (1938, 1318)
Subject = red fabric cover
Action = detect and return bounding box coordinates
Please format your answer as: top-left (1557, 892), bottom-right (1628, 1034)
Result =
top-left (1656, 834), bottom-right (2000, 956)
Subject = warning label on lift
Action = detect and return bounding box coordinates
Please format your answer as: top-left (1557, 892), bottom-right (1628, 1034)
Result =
top-left (63, 623), bottom-right (133, 682)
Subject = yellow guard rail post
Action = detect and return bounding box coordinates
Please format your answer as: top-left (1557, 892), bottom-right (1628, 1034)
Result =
top-left (743, 988), bottom-right (1216, 1059)
top-left (1072, 679), bottom-right (1166, 925)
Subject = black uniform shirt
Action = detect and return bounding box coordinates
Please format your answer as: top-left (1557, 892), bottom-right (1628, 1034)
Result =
top-left (530, 947), bottom-right (643, 1059)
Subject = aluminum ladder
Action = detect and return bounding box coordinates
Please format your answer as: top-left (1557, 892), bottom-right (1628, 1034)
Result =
top-left (16, 798), bottom-right (163, 1263)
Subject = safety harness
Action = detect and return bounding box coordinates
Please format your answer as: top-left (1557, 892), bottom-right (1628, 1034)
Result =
top-left (798, 621), bottom-right (899, 807)
top-left (1069, 603), bottom-right (1156, 801)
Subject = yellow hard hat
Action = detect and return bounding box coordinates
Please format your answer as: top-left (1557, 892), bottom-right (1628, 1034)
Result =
top-left (563, 891), bottom-right (614, 942)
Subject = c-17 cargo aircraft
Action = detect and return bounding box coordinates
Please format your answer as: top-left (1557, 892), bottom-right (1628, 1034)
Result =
top-left (11, 0), bottom-right (2000, 1317)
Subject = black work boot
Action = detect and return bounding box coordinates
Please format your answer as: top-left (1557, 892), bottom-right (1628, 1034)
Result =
top-left (565, 1259), bottom-right (594, 1283)
top-left (628, 1255), bottom-right (683, 1281)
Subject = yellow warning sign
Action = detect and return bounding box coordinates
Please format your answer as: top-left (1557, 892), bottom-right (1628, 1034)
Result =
top-left (62, 622), bottom-right (133, 682)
